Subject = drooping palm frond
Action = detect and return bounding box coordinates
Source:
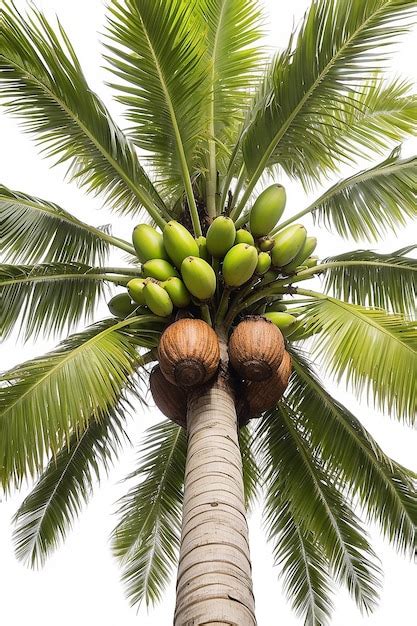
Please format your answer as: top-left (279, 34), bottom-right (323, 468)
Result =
top-left (105, 0), bottom-right (207, 226)
top-left (236, 0), bottom-right (417, 214)
top-left (112, 419), bottom-right (187, 607)
top-left (0, 185), bottom-right (135, 264)
top-left (238, 425), bottom-right (260, 510)
top-left (0, 3), bottom-right (168, 226)
top-left (287, 349), bottom-right (417, 554)
top-left (297, 295), bottom-right (417, 423)
top-left (0, 263), bottom-right (108, 340)
top-left (280, 148), bottom-right (417, 241)
top-left (258, 407), bottom-right (382, 618)
top-left (0, 316), bottom-right (159, 489)
top-left (13, 395), bottom-right (133, 568)
top-left (264, 496), bottom-right (334, 626)
top-left (321, 247), bottom-right (417, 317)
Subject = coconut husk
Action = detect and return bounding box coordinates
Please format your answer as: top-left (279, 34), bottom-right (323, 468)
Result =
top-left (149, 365), bottom-right (187, 428)
top-left (228, 316), bottom-right (285, 382)
top-left (158, 318), bottom-right (220, 387)
top-left (243, 351), bottom-right (292, 416)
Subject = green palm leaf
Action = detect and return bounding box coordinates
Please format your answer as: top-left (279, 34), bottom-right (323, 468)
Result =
top-left (0, 263), bottom-right (109, 340)
top-left (259, 407), bottom-right (381, 616)
top-left (112, 419), bottom-right (187, 607)
top-left (0, 3), bottom-right (167, 226)
top-left (287, 349), bottom-right (417, 554)
top-left (317, 77), bottom-right (417, 168)
top-left (13, 396), bottom-right (132, 567)
top-left (264, 497), bottom-right (334, 626)
top-left (239, 425), bottom-right (259, 510)
top-left (280, 148), bottom-right (417, 241)
top-left (105, 0), bottom-right (207, 229)
top-left (0, 185), bottom-right (135, 264)
top-left (236, 0), bottom-right (417, 214)
top-left (297, 295), bottom-right (417, 422)
top-left (200, 0), bottom-right (264, 214)
top-left (322, 247), bottom-right (417, 316)
top-left (0, 316), bottom-right (159, 489)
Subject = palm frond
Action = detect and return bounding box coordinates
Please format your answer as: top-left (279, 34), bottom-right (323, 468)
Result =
top-left (298, 295), bottom-right (417, 423)
top-left (239, 425), bottom-right (259, 511)
top-left (237, 0), bottom-right (417, 211)
top-left (258, 407), bottom-right (381, 615)
top-left (0, 185), bottom-right (135, 264)
top-left (322, 247), bottom-right (417, 317)
top-left (0, 3), bottom-right (167, 226)
top-left (112, 419), bottom-right (187, 607)
top-left (317, 77), bottom-right (417, 169)
top-left (201, 0), bottom-right (264, 205)
top-left (13, 396), bottom-right (132, 567)
top-left (287, 348), bottom-right (417, 554)
top-left (0, 316), bottom-right (159, 489)
top-left (0, 263), bottom-right (108, 340)
top-left (305, 148), bottom-right (417, 241)
top-left (264, 495), bottom-right (334, 626)
top-left (105, 0), bottom-right (207, 213)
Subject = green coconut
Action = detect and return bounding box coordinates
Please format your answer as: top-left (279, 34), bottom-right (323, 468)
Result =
top-left (143, 282), bottom-right (174, 317)
top-left (127, 278), bottom-right (147, 305)
top-left (250, 184), bottom-right (286, 237)
top-left (108, 293), bottom-right (137, 318)
top-left (142, 259), bottom-right (179, 281)
top-left (271, 224), bottom-right (307, 268)
top-left (223, 244), bottom-right (258, 287)
top-left (162, 277), bottom-right (191, 308)
top-left (181, 256), bottom-right (217, 301)
top-left (132, 224), bottom-right (168, 263)
top-left (206, 216), bottom-right (236, 258)
top-left (163, 221), bottom-right (199, 268)
top-left (235, 229), bottom-right (255, 246)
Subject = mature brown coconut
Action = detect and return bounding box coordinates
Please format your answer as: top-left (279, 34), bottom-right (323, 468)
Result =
top-left (158, 318), bottom-right (220, 387)
top-left (228, 316), bottom-right (285, 382)
top-left (149, 365), bottom-right (187, 428)
top-left (243, 351), bottom-right (292, 416)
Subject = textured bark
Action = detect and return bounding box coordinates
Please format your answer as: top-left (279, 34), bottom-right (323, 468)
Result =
top-left (174, 331), bottom-right (256, 626)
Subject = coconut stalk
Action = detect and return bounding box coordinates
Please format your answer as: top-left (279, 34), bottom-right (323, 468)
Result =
top-left (174, 329), bottom-right (256, 625)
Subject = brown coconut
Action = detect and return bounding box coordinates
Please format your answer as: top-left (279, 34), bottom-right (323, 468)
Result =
top-left (243, 351), bottom-right (292, 416)
top-left (149, 365), bottom-right (187, 428)
top-left (158, 318), bottom-right (220, 387)
top-left (228, 316), bottom-right (285, 382)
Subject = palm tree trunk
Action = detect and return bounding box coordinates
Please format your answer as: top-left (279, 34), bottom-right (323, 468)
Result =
top-left (174, 330), bottom-right (256, 625)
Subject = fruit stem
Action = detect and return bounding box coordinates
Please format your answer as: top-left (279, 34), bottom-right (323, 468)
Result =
top-left (102, 267), bottom-right (141, 277)
top-left (234, 210), bottom-right (250, 229)
top-left (215, 288), bottom-right (231, 325)
top-left (200, 304), bottom-right (213, 326)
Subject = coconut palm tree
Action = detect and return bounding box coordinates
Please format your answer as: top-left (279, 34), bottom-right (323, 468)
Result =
top-left (1, 0), bottom-right (416, 624)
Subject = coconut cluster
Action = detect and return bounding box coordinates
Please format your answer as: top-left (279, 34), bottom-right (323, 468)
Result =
top-left (107, 182), bottom-right (318, 427)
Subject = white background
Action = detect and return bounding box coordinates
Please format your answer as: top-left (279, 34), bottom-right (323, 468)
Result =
top-left (0, 1), bottom-right (416, 624)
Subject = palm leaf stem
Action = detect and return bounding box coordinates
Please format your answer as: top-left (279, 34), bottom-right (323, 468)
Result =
top-left (220, 138), bottom-right (242, 212)
top-left (0, 270), bottom-right (131, 287)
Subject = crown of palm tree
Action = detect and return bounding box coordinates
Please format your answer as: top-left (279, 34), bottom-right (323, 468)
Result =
top-left (0, 1), bottom-right (416, 624)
